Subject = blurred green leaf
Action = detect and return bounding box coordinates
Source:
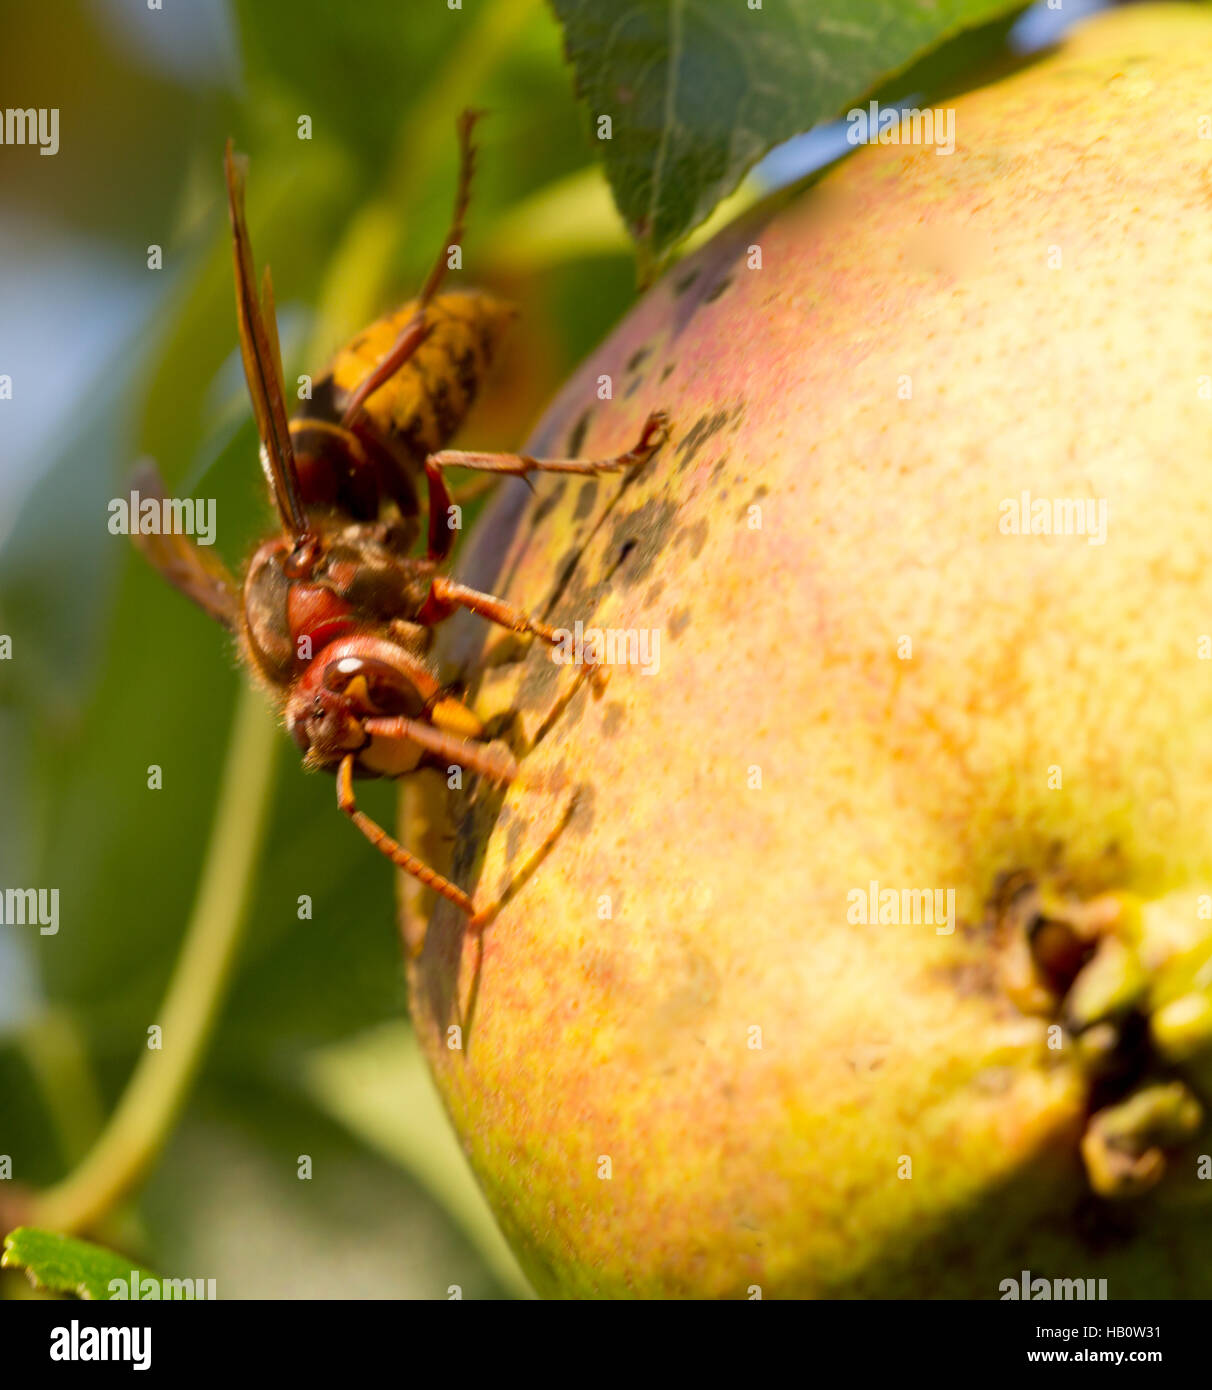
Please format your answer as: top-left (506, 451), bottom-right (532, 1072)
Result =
top-left (548, 0), bottom-right (1029, 269)
top-left (2, 1228), bottom-right (160, 1301)
top-left (0, 1045), bottom-right (68, 1191)
top-left (868, 8), bottom-right (1032, 108)
top-left (0, 0), bottom-right (231, 244)
top-left (231, 0), bottom-right (454, 173)
top-left (140, 1077), bottom-right (511, 1298)
top-left (298, 1021), bottom-right (533, 1298)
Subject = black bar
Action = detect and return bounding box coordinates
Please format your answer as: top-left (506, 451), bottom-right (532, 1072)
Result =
top-left (0, 1297), bottom-right (1199, 1376)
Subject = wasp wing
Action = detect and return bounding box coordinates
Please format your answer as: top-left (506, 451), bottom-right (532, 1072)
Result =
top-left (224, 140), bottom-right (308, 542)
top-left (130, 462), bottom-right (240, 630)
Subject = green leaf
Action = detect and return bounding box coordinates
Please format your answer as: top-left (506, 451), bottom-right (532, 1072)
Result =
top-left (139, 1076), bottom-right (516, 1299)
top-left (548, 0), bottom-right (1030, 268)
top-left (231, 0), bottom-right (453, 175)
top-left (2, 1228), bottom-right (161, 1301)
top-left (297, 1021), bottom-right (533, 1298)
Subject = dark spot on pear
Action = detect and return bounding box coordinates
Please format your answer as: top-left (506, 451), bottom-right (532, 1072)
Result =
top-left (516, 635), bottom-right (560, 709)
top-left (567, 408), bottom-right (593, 456)
top-left (574, 479), bottom-right (600, 520)
top-left (568, 782), bottom-right (596, 837)
top-left (673, 517), bottom-right (710, 559)
top-left (545, 546), bottom-right (583, 613)
top-left (601, 702), bottom-right (625, 739)
top-left (566, 675), bottom-right (590, 727)
top-left (532, 478), bottom-right (567, 525)
top-left (606, 496), bottom-right (679, 587)
top-left (676, 411), bottom-right (732, 473)
top-left (673, 267), bottom-right (700, 297)
top-left (738, 484), bottom-right (768, 521)
top-left (505, 814), bottom-right (524, 868)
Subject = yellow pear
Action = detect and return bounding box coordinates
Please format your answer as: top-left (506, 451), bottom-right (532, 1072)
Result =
top-left (404, 5), bottom-right (1212, 1297)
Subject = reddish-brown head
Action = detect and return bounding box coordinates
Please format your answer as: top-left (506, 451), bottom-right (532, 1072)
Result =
top-left (285, 635), bottom-right (441, 771)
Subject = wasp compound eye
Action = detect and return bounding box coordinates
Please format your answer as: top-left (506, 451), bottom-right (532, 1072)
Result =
top-left (324, 655), bottom-right (366, 693)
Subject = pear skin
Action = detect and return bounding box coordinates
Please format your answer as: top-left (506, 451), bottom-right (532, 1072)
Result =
top-left (404, 5), bottom-right (1212, 1297)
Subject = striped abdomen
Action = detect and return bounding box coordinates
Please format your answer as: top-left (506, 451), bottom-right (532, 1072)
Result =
top-left (302, 290), bottom-right (515, 460)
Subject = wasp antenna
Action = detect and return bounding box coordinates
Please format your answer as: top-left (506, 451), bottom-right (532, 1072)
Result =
top-left (224, 140), bottom-right (311, 548)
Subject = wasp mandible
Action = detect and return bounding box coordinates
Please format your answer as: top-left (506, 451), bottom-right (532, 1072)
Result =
top-left (135, 112), bottom-right (668, 925)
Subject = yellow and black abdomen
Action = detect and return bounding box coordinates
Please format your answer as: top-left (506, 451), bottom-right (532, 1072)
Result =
top-left (301, 290), bottom-right (515, 460)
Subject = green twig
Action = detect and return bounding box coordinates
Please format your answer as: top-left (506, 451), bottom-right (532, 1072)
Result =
top-left (31, 689), bottom-right (277, 1234)
top-left (17, 1009), bottom-right (107, 1167)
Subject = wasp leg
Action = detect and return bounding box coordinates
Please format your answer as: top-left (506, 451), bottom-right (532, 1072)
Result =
top-left (422, 456), bottom-right (464, 564)
top-left (413, 108), bottom-right (481, 314)
top-left (418, 459), bottom-right (524, 565)
top-left (530, 663), bottom-right (603, 746)
top-left (418, 575), bottom-right (609, 695)
top-left (427, 409), bottom-right (669, 483)
top-left (419, 575), bottom-right (561, 643)
top-left (420, 411), bottom-right (669, 567)
top-left (339, 316), bottom-right (431, 428)
top-left (337, 755), bottom-right (479, 918)
top-left (341, 111), bottom-right (481, 429)
top-left (466, 786), bottom-right (581, 930)
top-left (360, 715), bottom-right (518, 785)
